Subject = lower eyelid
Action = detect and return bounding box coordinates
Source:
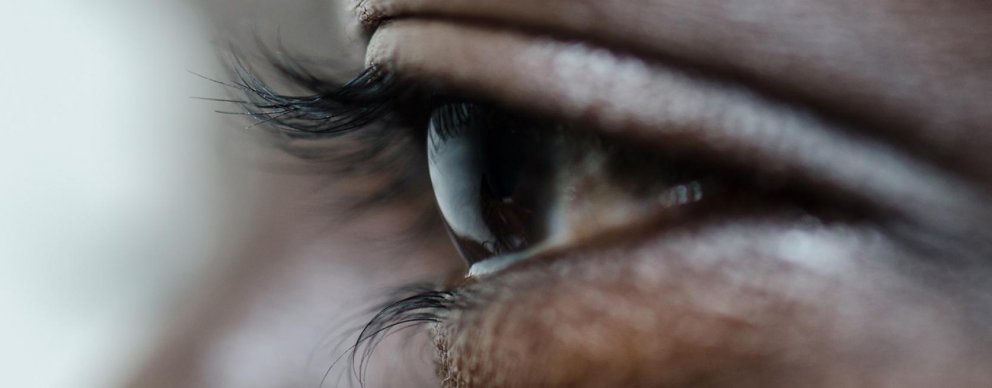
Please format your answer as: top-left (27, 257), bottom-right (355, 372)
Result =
top-left (368, 19), bottom-right (986, 238)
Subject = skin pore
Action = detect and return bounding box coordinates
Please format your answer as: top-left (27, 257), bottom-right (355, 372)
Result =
top-left (135, 1), bottom-right (992, 387)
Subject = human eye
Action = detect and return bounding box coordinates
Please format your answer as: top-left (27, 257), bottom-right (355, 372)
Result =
top-left (428, 102), bottom-right (714, 274)
top-left (209, 3), bottom-right (992, 387)
top-left (424, 101), bottom-right (837, 278)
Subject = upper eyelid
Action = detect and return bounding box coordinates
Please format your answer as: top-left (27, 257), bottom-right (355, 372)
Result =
top-left (367, 19), bottom-right (986, 235)
top-left (222, 20), bottom-right (984, 245)
top-left (359, 0), bottom-right (992, 190)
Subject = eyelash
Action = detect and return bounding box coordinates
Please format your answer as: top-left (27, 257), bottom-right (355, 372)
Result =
top-left (231, 62), bottom-right (402, 136)
top-left (208, 48), bottom-right (445, 214)
top-left (214, 51), bottom-right (464, 383)
top-left (213, 49), bottom-right (872, 385)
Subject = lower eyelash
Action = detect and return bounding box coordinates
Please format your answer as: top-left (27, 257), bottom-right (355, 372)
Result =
top-left (207, 50), bottom-right (467, 387)
top-left (348, 286), bottom-right (458, 385)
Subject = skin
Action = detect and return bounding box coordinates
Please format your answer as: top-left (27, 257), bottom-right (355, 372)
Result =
top-left (358, 2), bottom-right (992, 385)
top-left (135, 1), bottom-right (992, 387)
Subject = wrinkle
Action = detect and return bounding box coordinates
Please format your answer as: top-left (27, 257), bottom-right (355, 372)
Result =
top-left (358, 0), bottom-right (992, 186)
top-left (366, 20), bottom-right (991, 250)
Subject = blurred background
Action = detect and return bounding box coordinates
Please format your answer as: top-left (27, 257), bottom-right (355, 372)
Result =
top-left (0, 1), bottom-right (359, 387)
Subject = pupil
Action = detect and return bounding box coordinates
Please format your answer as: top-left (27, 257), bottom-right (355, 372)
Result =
top-left (482, 127), bottom-right (525, 200)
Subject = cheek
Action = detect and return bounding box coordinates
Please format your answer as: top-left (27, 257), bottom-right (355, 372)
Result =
top-left (433, 224), bottom-right (991, 388)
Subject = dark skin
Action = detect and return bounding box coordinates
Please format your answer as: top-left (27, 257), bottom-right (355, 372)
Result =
top-left (135, 1), bottom-right (992, 387)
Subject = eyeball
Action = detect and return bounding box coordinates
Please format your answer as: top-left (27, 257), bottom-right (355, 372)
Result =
top-left (428, 103), bottom-right (559, 265)
top-left (428, 103), bottom-right (709, 273)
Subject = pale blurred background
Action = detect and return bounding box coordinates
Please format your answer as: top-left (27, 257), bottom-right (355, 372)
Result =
top-left (0, 1), bottom-right (354, 387)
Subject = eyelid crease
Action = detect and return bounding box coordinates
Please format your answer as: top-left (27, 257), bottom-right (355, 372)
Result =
top-left (357, 0), bottom-right (992, 190)
top-left (366, 19), bottom-right (990, 245)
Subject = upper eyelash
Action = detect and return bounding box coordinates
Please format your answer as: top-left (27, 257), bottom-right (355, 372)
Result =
top-left (210, 40), bottom-right (410, 138)
top-left (207, 47), bottom-right (847, 388)
top-left (231, 62), bottom-right (400, 137)
top-left (208, 52), bottom-right (463, 386)
top-left (212, 46), bottom-right (869, 386)
top-left (204, 46), bottom-right (440, 213)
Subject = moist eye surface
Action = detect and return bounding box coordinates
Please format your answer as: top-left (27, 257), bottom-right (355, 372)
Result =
top-left (428, 102), bottom-right (712, 272)
top-left (428, 103), bottom-right (559, 265)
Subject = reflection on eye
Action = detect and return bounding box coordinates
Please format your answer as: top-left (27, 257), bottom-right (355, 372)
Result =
top-left (428, 103), bottom-right (558, 266)
top-left (212, 48), bottom-right (919, 387)
top-left (428, 102), bottom-right (712, 276)
top-left (224, 54), bottom-right (855, 280)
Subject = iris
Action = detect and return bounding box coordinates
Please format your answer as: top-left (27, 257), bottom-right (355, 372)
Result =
top-left (428, 103), bottom-right (708, 272)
